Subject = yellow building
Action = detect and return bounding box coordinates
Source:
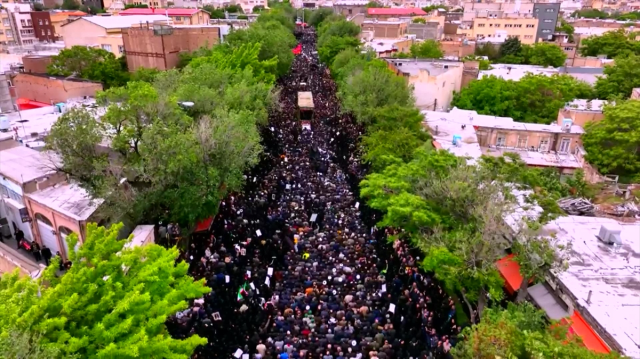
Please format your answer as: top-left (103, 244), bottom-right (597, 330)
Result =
top-left (0, 8), bottom-right (16, 47)
top-left (468, 15), bottom-right (539, 45)
top-left (60, 15), bottom-right (170, 58)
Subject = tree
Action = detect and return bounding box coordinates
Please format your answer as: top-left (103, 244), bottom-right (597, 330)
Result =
top-left (318, 18), bottom-right (361, 48)
top-left (500, 36), bottom-right (522, 58)
top-left (308, 8), bottom-right (333, 27)
top-left (318, 35), bottom-right (360, 65)
top-left (409, 39), bottom-right (443, 59)
top-left (582, 99), bottom-right (640, 177)
top-left (595, 54), bottom-right (640, 99)
top-left (556, 18), bottom-right (575, 42)
top-left (362, 128), bottom-right (425, 171)
top-left (579, 29), bottom-right (640, 58)
top-left (475, 42), bottom-right (500, 60)
top-left (452, 74), bottom-right (594, 124)
top-left (61, 0), bottom-right (79, 10)
top-left (47, 46), bottom-right (129, 88)
top-left (338, 66), bottom-right (413, 124)
top-left (528, 42), bottom-right (567, 67)
top-left (422, 4), bottom-right (447, 12)
top-left (365, 1), bottom-right (383, 8)
top-left (130, 67), bottom-right (161, 83)
top-left (33, 2), bottom-right (45, 11)
top-left (461, 55), bottom-right (491, 70)
top-left (252, 5), bottom-right (265, 12)
top-left (0, 327), bottom-right (74, 359)
top-left (124, 3), bottom-right (149, 8)
top-left (571, 8), bottom-right (610, 18)
top-left (412, 17), bottom-right (426, 23)
top-left (453, 303), bottom-right (622, 359)
top-left (0, 223), bottom-right (211, 358)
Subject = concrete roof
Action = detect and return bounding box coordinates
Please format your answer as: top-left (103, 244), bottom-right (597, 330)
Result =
top-left (27, 183), bottom-right (103, 221)
top-left (543, 216), bottom-right (640, 358)
top-left (480, 63), bottom-right (559, 81)
top-left (68, 15), bottom-right (170, 29)
top-left (362, 38), bottom-right (406, 53)
top-left (564, 99), bottom-right (608, 112)
top-left (0, 146), bottom-right (58, 184)
top-left (118, 8), bottom-right (204, 16)
top-left (386, 59), bottom-right (462, 77)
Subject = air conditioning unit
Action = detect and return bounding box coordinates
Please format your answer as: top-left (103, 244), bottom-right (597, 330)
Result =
top-left (539, 144), bottom-right (548, 152)
top-left (597, 225), bottom-right (622, 245)
top-left (562, 118), bottom-right (573, 132)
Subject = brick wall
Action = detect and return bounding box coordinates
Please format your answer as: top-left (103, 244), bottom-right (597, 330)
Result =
top-left (14, 73), bottom-right (102, 105)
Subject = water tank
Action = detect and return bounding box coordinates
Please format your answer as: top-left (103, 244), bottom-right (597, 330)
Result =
top-left (0, 114), bottom-right (9, 132)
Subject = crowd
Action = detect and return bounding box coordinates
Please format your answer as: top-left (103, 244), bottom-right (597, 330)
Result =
top-left (166, 30), bottom-right (461, 359)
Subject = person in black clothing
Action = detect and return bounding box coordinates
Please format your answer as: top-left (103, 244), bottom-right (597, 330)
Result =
top-left (15, 229), bottom-right (24, 250)
top-left (32, 241), bottom-right (42, 262)
top-left (41, 245), bottom-right (52, 266)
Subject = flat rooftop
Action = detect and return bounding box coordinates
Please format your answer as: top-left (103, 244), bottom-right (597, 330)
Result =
top-left (422, 108), bottom-right (584, 168)
top-left (0, 146), bottom-right (58, 184)
top-left (564, 99), bottom-right (608, 112)
top-left (480, 64), bottom-right (559, 81)
top-left (543, 216), bottom-right (640, 358)
top-left (386, 59), bottom-right (463, 77)
top-left (362, 38), bottom-right (406, 53)
top-left (27, 183), bottom-right (103, 221)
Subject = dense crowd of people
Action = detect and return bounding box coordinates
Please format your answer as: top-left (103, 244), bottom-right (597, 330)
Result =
top-left (166, 30), bottom-right (460, 359)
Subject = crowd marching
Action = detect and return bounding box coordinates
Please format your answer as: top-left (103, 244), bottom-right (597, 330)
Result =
top-left (166, 29), bottom-right (461, 359)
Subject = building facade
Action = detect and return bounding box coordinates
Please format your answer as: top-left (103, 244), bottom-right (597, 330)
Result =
top-left (118, 8), bottom-right (211, 25)
top-left (361, 20), bottom-right (407, 38)
top-left (122, 24), bottom-right (220, 71)
top-left (471, 15), bottom-right (539, 44)
top-left (533, 2), bottom-right (560, 42)
top-left (30, 11), bottom-right (56, 42)
top-left (14, 73), bottom-right (103, 104)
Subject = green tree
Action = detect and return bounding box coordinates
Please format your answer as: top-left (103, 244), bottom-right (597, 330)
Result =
top-left (318, 18), bottom-right (361, 48)
top-left (409, 39), bottom-right (444, 59)
top-left (412, 17), bottom-right (426, 23)
top-left (308, 8), bottom-right (334, 27)
top-left (422, 4), bottom-right (446, 12)
top-left (365, 1), bottom-right (383, 8)
top-left (124, 3), bottom-right (149, 8)
top-left (203, 5), bottom-right (225, 19)
top-left (0, 327), bottom-right (75, 359)
top-left (47, 46), bottom-right (129, 88)
top-left (0, 223), bottom-right (210, 358)
top-left (252, 5), bottom-right (265, 12)
top-left (61, 0), bottom-right (79, 10)
top-left (362, 128), bottom-right (425, 171)
top-left (582, 99), bottom-right (640, 177)
top-left (595, 54), bottom-right (640, 99)
top-left (452, 74), bottom-right (594, 124)
top-left (580, 29), bottom-right (640, 58)
top-left (474, 42), bottom-right (500, 60)
top-left (130, 67), bottom-right (161, 83)
top-left (318, 36), bottom-right (361, 65)
top-left (33, 2), bottom-right (45, 11)
top-left (528, 42), bottom-right (567, 67)
top-left (453, 303), bottom-right (622, 359)
top-left (556, 18), bottom-right (575, 42)
top-left (571, 8), bottom-right (610, 18)
top-left (338, 66), bottom-right (413, 124)
top-left (461, 55), bottom-right (491, 70)
top-left (500, 36), bottom-right (522, 58)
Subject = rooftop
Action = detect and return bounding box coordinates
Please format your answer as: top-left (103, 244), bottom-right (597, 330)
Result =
top-left (67, 15), bottom-right (170, 29)
top-left (558, 66), bottom-right (607, 85)
top-left (564, 99), bottom-right (608, 112)
top-left (334, 0), bottom-right (369, 4)
top-left (361, 38), bottom-right (407, 53)
top-left (367, 7), bottom-right (427, 16)
top-left (27, 183), bottom-right (103, 221)
top-left (422, 108), bottom-right (585, 168)
top-left (573, 26), bottom-right (621, 37)
top-left (543, 216), bottom-right (640, 358)
top-left (0, 146), bottom-right (58, 184)
top-left (298, 91), bottom-right (314, 109)
top-left (386, 59), bottom-right (463, 77)
top-left (118, 8), bottom-right (204, 16)
top-left (480, 63), bottom-right (559, 81)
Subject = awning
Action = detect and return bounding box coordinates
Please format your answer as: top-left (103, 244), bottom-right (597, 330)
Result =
top-left (529, 282), bottom-right (569, 320)
top-left (568, 311), bottom-right (611, 354)
top-left (496, 254), bottom-right (523, 294)
top-left (194, 217), bottom-right (214, 233)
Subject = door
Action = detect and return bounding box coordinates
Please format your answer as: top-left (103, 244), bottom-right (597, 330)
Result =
top-left (59, 226), bottom-right (79, 260)
top-left (36, 215), bottom-right (60, 255)
top-left (559, 138), bottom-right (571, 153)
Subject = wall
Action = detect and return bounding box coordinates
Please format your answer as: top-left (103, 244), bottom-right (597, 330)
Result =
top-left (0, 74), bottom-right (14, 112)
top-left (476, 127), bottom-right (582, 153)
top-left (24, 195), bottom-right (84, 260)
top-left (440, 40), bottom-right (476, 58)
top-left (472, 17), bottom-right (539, 44)
top-left (557, 108), bottom-right (605, 128)
top-left (407, 22), bottom-right (441, 40)
top-left (407, 65), bottom-right (463, 111)
top-left (361, 22), bottom-right (406, 38)
top-left (462, 1), bottom-right (535, 22)
top-left (334, 5), bottom-right (367, 17)
top-left (571, 57), bottom-right (607, 67)
top-left (14, 73), bottom-right (103, 105)
top-left (122, 26), bottom-right (219, 71)
top-left (22, 55), bottom-right (53, 74)
top-left (30, 11), bottom-right (56, 42)
top-left (533, 3), bottom-right (560, 42)
top-left (61, 19), bottom-right (125, 57)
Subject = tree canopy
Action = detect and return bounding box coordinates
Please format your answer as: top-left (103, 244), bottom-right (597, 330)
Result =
top-left (452, 73), bottom-right (595, 124)
top-left (409, 39), bottom-right (444, 59)
top-left (582, 99), bottom-right (640, 179)
top-left (47, 46), bottom-right (129, 88)
top-left (0, 223), bottom-right (210, 358)
top-left (580, 29), bottom-right (640, 59)
top-left (594, 54), bottom-right (640, 99)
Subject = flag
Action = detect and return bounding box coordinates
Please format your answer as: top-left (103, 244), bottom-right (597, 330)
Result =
top-left (237, 283), bottom-right (248, 301)
top-left (292, 44), bottom-right (302, 55)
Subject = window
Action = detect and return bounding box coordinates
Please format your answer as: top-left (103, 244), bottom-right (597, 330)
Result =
top-left (41, 29), bottom-right (45, 35)
top-left (535, 8), bottom-right (540, 12)
top-left (496, 135), bottom-right (506, 147)
top-left (505, 24), bottom-right (513, 28)
top-left (526, 24), bottom-right (535, 27)
top-left (544, 19), bottom-right (553, 23)
top-left (517, 136), bottom-right (528, 148)
top-left (515, 24), bottom-right (522, 28)
top-left (546, 8), bottom-right (555, 12)
top-left (2, 19), bottom-right (9, 27)
top-left (101, 44), bottom-right (112, 51)
top-left (489, 23), bottom-right (493, 27)
top-left (23, 40), bottom-right (33, 45)
top-left (542, 29), bottom-right (551, 33)
top-left (174, 16), bottom-right (181, 21)
top-left (494, 23), bottom-right (500, 28)
top-left (559, 138), bottom-right (571, 153)
top-left (27, 20), bottom-right (32, 27)
top-left (38, 19), bottom-right (43, 25)
top-left (20, 19), bottom-right (26, 27)
top-left (564, 47), bottom-right (573, 51)
top-left (6, 30), bottom-right (12, 38)
top-left (47, 29), bottom-right (51, 35)
top-left (45, 19), bottom-right (49, 25)
top-left (118, 45), bottom-right (124, 54)
top-left (524, 35), bottom-right (533, 39)
top-left (539, 138), bottom-right (550, 151)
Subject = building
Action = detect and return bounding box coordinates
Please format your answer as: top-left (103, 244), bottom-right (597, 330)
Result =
top-left (557, 99), bottom-right (607, 128)
top-left (25, 182), bottom-right (103, 261)
top-left (470, 14), bottom-right (539, 45)
top-left (366, 7), bottom-right (427, 20)
top-left (333, 0), bottom-right (368, 17)
top-left (60, 15), bottom-right (170, 58)
top-left (407, 20), bottom-right (444, 40)
top-left (440, 39), bottom-right (476, 59)
top-left (532, 2), bottom-right (560, 42)
top-left (14, 72), bottom-right (103, 105)
top-left (361, 37), bottom-right (414, 57)
top-left (122, 23), bottom-right (220, 71)
top-left (480, 63), bottom-right (559, 81)
top-left (423, 108), bottom-right (588, 174)
top-left (22, 54), bottom-right (53, 74)
top-left (361, 20), bottom-right (408, 38)
top-left (387, 59), bottom-right (465, 112)
top-left (49, 11), bottom-right (88, 39)
top-left (529, 216), bottom-right (640, 358)
top-left (30, 11), bottom-right (57, 42)
top-left (118, 8), bottom-right (211, 25)
top-left (14, 11), bottom-right (37, 46)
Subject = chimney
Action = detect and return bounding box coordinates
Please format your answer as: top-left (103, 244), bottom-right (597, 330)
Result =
top-left (586, 290), bottom-right (592, 304)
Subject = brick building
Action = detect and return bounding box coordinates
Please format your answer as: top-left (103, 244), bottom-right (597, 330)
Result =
top-left (29, 11), bottom-right (57, 42)
top-left (13, 73), bottom-right (103, 105)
